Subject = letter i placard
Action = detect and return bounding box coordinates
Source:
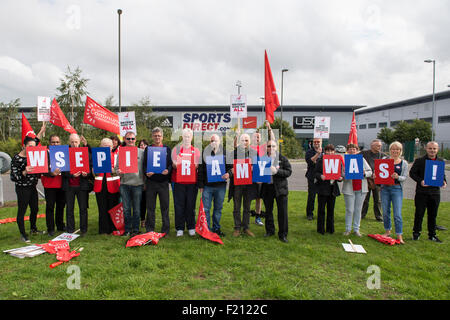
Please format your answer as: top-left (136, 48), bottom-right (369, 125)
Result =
top-left (118, 146), bottom-right (138, 173)
top-left (424, 160), bottom-right (445, 187)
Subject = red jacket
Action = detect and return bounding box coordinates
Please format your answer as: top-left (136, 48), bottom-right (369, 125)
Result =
top-left (41, 174), bottom-right (62, 189)
top-left (93, 173), bottom-right (120, 193)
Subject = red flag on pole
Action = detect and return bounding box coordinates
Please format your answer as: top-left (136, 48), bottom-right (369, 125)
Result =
top-left (50, 98), bottom-right (77, 134)
top-left (347, 112), bottom-right (358, 146)
top-left (264, 50), bottom-right (280, 124)
top-left (83, 96), bottom-right (120, 134)
top-left (195, 198), bottom-right (224, 245)
top-left (21, 112), bottom-right (37, 145)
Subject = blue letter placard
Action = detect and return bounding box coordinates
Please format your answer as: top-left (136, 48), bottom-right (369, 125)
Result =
top-left (147, 147), bottom-right (167, 174)
top-left (252, 156), bottom-right (272, 183)
top-left (344, 154), bottom-right (364, 180)
top-left (206, 155), bottom-right (226, 183)
top-left (49, 145), bottom-right (70, 172)
top-left (92, 147), bottom-right (111, 174)
top-left (424, 160), bottom-right (445, 187)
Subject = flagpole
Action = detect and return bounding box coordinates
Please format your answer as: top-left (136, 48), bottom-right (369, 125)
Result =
top-left (236, 80), bottom-right (242, 132)
top-left (118, 9), bottom-right (123, 113)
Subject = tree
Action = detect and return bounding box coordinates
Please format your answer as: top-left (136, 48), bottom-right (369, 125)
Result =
top-left (0, 98), bottom-right (20, 141)
top-left (391, 120), bottom-right (432, 144)
top-left (377, 127), bottom-right (395, 145)
top-left (259, 117), bottom-right (303, 159)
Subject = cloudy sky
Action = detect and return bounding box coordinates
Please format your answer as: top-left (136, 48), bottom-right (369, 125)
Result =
top-left (1, 0), bottom-right (449, 109)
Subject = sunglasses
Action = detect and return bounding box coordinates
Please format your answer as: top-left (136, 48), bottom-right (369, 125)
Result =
top-left (126, 137), bottom-right (136, 141)
top-left (267, 145), bottom-right (277, 148)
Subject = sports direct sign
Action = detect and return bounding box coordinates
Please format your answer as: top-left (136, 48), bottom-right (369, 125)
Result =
top-left (182, 112), bottom-right (231, 132)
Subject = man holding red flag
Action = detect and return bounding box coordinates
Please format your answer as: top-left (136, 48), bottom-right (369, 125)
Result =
top-left (264, 50), bottom-right (280, 124)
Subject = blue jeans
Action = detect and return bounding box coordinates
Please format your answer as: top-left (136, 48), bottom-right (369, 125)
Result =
top-left (120, 184), bottom-right (143, 233)
top-left (202, 184), bottom-right (226, 232)
top-left (381, 185), bottom-right (403, 235)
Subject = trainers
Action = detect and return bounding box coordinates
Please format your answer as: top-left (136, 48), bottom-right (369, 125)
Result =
top-left (188, 229), bottom-right (196, 236)
top-left (412, 233), bottom-right (420, 241)
top-left (343, 231), bottom-right (351, 236)
top-left (21, 234), bottom-right (31, 243)
top-left (429, 236), bottom-right (442, 243)
top-left (354, 231), bottom-right (362, 237)
top-left (255, 216), bottom-right (264, 226)
top-left (232, 230), bottom-right (241, 237)
top-left (30, 229), bottom-right (44, 235)
top-left (244, 229), bottom-right (255, 237)
top-left (176, 230), bottom-right (184, 237)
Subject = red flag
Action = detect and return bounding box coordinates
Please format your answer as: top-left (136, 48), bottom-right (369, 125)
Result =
top-left (347, 112), bottom-right (358, 146)
top-left (195, 198), bottom-right (224, 245)
top-left (83, 96), bottom-right (120, 134)
top-left (50, 98), bottom-right (77, 134)
top-left (368, 234), bottom-right (401, 245)
top-left (108, 202), bottom-right (125, 236)
top-left (21, 112), bottom-right (37, 145)
top-left (126, 231), bottom-right (166, 247)
top-left (264, 50), bottom-right (280, 124)
top-left (37, 240), bottom-right (70, 254)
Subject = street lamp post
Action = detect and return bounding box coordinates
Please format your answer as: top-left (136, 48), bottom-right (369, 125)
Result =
top-left (118, 9), bottom-right (123, 112)
top-left (280, 69), bottom-right (289, 143)
top-left (424, 59), bottom-right (436, 141)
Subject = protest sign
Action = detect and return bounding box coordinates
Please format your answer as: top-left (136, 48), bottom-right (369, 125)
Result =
top-left (424, 160), bottom-right (445, 187)
top-left (118, 146), bottom-right (138, 173)
top-left (146, 147), bottom-right (167, 174)
top-left (233, 158), bottom-right (252, 185)
top-left (118, 111), bottom-right (136, 137)
top-left (49, 145), bottom-right (70, 172)
top-left (92, 147), bottom-right (112, 174)
top-left (206, 155), bottom-right (226, 183)
top-left (322, 154), bottom-right (342, 180)
top-left (374, 159), bottom-right (394, 185)
top-left (344, 154), bottom-right (364, 180)
top-left (69, 147), bottom-right (90, 174)
top-left (37, 96), bottom-right (51, 122)
top-left (26, 146), bottom-right (48, 174)
top-left (252, 156), bottom-right (271, 183)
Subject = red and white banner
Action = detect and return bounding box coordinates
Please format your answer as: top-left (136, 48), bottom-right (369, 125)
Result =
top-left (26, 146), bottom-right (48, 174)
top-left (195, 198), bottom-right (224, 245)
top-left (83, 96), bottom-right (120, 134)
top-left (322, 155), bottom-right (342, 180)
top-left (233, 158), bottom-right (252, 185)
top-left (50, 98), bottom-right (77, 134)
top-left (374, 159), bottom-right (394, 185)
top-left (126, 231), bottom-right (166, 247)
top-left (69, 147), bottom-right (90, 174)
top-left (108, 202), bottom-right (125, 236)
top-left (118, 146), bottom-right (138, 173)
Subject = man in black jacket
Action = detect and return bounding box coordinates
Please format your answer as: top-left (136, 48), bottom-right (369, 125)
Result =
top-left (305, 138), bottom-right (322, 220)
top-left (261, 140), bottom-right (292, 242)
top-left (410, 141), bottom-right (447, 242)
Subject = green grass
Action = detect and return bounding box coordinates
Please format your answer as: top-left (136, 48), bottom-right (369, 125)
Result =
top-left (0, 191), bottom-right (449, 300)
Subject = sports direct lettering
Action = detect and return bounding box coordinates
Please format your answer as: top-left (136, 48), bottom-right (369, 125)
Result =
top-left (182, 112), bottom-right (231, 132)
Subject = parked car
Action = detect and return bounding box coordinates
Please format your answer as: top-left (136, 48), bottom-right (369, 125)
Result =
top-left (335, 145), bottom-right (346, 153)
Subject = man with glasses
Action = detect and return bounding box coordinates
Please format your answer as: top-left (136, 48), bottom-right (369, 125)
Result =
top-left (115, 131), bottom-right (145, 236)
top-left (142, 127), bottom-right (172, 235)
top-left (41, 134), bottom-right (66, 236)
top-left (261, 141), bottom-right (292, 242)
top-left (305, 138), bottom-right (323, 220)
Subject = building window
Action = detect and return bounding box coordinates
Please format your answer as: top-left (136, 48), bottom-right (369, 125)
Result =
top-left (390, 121), bottom-right (400, 127)
top-left (420, 117), bottom-right (432, 123)
top-left (438, 115), bottom-right (450, 123)
top-left (379, 122), bottom-right (387, 128)
top-left (368, 123), bottom-right (377, 129)
top-left (359, 124), bottom-right (366, 129)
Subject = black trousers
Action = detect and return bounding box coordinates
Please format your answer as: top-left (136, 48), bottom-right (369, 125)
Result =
top-left (15, 185), bottom-right (39, 236)
top-left (233, 185), bottom-right (253, 231)
top-left (95, 181), bottom-right (120, 234)
top-left (65, 187), bottom-right (89, 234)
top-left (263, 184), bottom-right (288, 238)
top-left (145, 180), bottom-right (170, 234)
top-left (306, 178), bottom-right (317, 218)
top-left (413, 193), bottom-right (440, 238)
top-left (173, 183), bottom-right (198, 231)
top-left (317, 194), bottom-right (336, 234)
top-left (361, 185), bottom-right (383, 220)
top-left (44, 188), bottom-right (66, 233)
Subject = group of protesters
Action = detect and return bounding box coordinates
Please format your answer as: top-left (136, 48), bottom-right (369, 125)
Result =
top-left (305, 138), bottom-right (447, 243)
top-left (10, 120), bottom-right (294, 243)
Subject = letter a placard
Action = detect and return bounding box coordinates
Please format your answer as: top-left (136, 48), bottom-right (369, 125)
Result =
top-left (26, 146), bottom-right (48, 174)
top-left (344, 154), bottom-right (364, 180)
top-left (322, 155), bottom-right (342, 180)
top-left (374, 159), bottom-right (394, 185)
top-left (233, 158), bottom-right (252, 185)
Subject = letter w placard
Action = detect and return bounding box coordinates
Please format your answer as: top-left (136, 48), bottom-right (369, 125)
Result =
top-left (323, 155), bottom-right (342, 180)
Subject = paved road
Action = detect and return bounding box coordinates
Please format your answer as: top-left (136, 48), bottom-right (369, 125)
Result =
top-left (1, 162), bottom-right (449, 204)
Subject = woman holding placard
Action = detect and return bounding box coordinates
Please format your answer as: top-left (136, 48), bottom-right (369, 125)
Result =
top-left (379, 141), bottom-right (408, 244)
top-left (341, 144), bottom-right (372, 237)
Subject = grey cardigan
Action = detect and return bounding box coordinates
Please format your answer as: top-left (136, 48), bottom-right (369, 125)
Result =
top-left (381, 157), bottom-right (408, 188)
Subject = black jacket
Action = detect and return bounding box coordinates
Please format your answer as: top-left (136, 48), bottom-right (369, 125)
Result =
top-left (227, 146), bottom-right (258, 202)
top-left (261, 153), bottom-right (292, 198)
top-left (197, 145), bottom-right (232, 189)
top-left (305, 148), bottom-right (322, 180)
top-left (410, 154), bottom-right (447, 195)
top-left (314, 157), bottom-right (341, 197)
top-left (142, 145), bottom-right (173, 183)
top-left (61, 145), bottom-right (93, 191)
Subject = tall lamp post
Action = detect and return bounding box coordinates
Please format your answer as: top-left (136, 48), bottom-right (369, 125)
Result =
top-left (280, 68), bottom-right (289, 143)
top-left (424, 59), bottom-right (435, 141)
top-left (118, 9), bottom-right (123, 112)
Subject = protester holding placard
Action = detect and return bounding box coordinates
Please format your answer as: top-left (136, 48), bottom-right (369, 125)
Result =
top-left (361, 139), bottom-right (385, 221)
top-left (261, 140), bottom-right (292, 243)
top-left (10, 136), bottom-right (42, 242)
top-left (228, 133), bottom-right (258, 237)
top-left (41, 134), bottom-right (66, 236)
top-left (143, 127), bottom-right (172, 235)
top-left (341, 144), bottom-right (372, 237)
top-left (410, 141), bottom-right (447, 243)
top-left (93, 138), bottom-right (120, 235)
top-left (62, 133), bottom-right (92, 236)
top-left (314, 144), bottom-right (342, 235)
top-left (377, 141), bottom-right (408, 244)
top-left (305, 138), bottom-right (323, 220)
top-left (138, 139), bottom-right (149, 229)
top-left (171, 128), bottom-right (200, 237)
top-left (197, 133), bottom-right (231, 237)
top-left (115, 132), bottom-right (145, 237)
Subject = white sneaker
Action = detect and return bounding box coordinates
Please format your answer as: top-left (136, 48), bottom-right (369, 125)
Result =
top-left (343, 231), bottom-right (351, 236)
top-left (176, 230), bottom-right (184, 237)
top-left (354, 231), bottom-right (362, 237)
top-left (188, 229), bottom-right (196, 236)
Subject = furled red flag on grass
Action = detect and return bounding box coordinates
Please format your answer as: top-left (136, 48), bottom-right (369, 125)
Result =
top-left (21, 112), bottom-right (37, 145)
top-left (347, 112), bottom-right (358, 146)
top-left (126, 231), bottom-right (166, 247)
top-left (195, 198), bottom-right (224, 245)
top-left (108, 202), bottom-right (125, 236)
top-left (83, 96), bottom-right (120, 134)
top-left (50, 98), bottom-right (77, 134)
top-left (49, 247), bottom-right (82, 268)
top-left (264, 50), bottom-right (280, 124)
